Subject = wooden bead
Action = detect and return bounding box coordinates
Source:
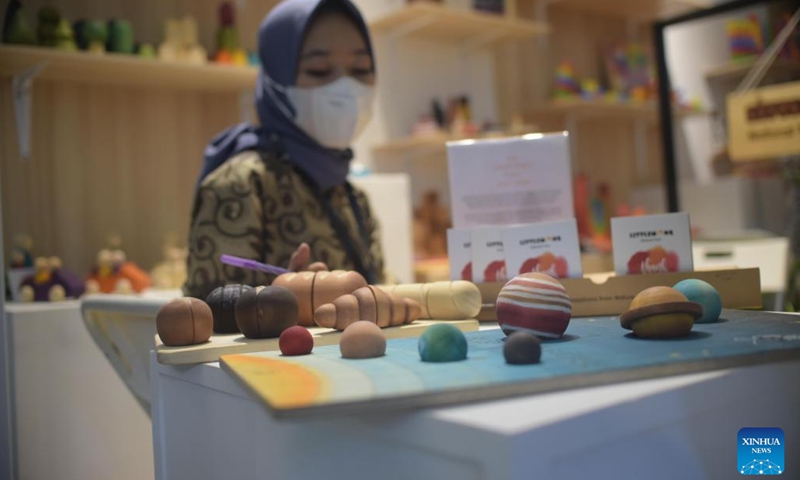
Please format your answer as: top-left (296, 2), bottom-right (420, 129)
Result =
top-left (156, 297), bottom-right (213, 347)
top-left (234, 286), bottom-right (299, 339)
top-left (206, 284), bottom-right (253, 334)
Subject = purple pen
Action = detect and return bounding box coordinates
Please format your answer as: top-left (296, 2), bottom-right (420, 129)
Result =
top-left (220, 254), bottom-right (290, 276)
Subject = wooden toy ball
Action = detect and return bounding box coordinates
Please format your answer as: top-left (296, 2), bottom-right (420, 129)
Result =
top-left (495, 272), bottom-right (572, 339)
top-left (339, 321), bottom-right (386, 359)
top-left (235, 285), bottom-right (298, 339)
top-left (673, 279), bottom-right (722, 323)
top-left (205, 284), bottom-right (253, 334)
top-left (620, 286), bottom-right (702, 338)
top-left (156, 297), bottom-right (213, 346)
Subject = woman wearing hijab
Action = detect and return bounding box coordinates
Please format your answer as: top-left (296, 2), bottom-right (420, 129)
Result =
top-left (183, 0), bottom-right (384, 299)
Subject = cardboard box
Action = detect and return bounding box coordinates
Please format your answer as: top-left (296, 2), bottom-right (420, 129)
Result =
top-left (476, 268), bottom-right (762, 320)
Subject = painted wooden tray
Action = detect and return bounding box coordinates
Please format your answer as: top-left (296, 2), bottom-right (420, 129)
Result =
top-left (156, 319), bottom-right (479, 365)
top-left (221, 309), bottom-right (800, 419)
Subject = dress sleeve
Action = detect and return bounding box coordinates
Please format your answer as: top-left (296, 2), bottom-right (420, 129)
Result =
top-left (183, 154), bottom-right (276, 299)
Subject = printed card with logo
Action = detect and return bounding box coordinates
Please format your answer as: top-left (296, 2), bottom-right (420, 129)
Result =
top-left (502, 219), bottom-right (582, 279)
top-left (738, 428), bottom-right (784, 475)
top-left (447, 133), bottom-right (574, 228)
top-left (610, 212), bottom-right (693, 275)
top-left (447, 228), bottom-right (473, 281)
top-left (470, 227), bottom-right (508, 283)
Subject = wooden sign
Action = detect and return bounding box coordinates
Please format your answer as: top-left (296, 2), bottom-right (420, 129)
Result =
top-left (727, 81), bottom-right (800, 162)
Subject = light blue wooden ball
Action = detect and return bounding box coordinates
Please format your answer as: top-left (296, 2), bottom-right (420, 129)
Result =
top-left (673, 279), bottom-right (722, 323)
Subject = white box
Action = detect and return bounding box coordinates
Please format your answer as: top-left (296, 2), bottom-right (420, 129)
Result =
top-left (502, 219), bottom-right (583, 279)
top-left (447, 228), bottom-right (473, 281)
top-left (611, 213), bottom-right (694, 275)
top-left (447, 133), bottom-right (574, 228)
top-left (470, 227), bottom-right (508, 283)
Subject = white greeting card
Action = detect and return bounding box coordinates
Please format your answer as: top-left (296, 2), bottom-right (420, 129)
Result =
top-left (447, 133), bottom-right (574, 228)
top-left (470, 227), bottom-right (508, 283)
top-left (447, 228), bottom-right (473, 281)
top-left (502, 219), bottom-right (582, 279)
top-left (611, 213), bottom-right (693, 275)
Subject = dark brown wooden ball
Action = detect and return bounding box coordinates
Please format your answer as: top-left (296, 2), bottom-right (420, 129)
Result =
top-left (206, 284), bottom-right (253, 334)
top-left (235, 286), bottom-right (299, 339)
top-left (156, 297), bottom-right (213, 347)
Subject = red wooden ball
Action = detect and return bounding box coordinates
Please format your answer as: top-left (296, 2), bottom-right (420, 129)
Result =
top-left (279, 325), bottom-right (314, 356)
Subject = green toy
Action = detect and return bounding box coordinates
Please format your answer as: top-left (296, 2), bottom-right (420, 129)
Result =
top-left (137, 43), bottom-right (156, 59)
top-left (3, 0), bottom-right (36, 45)
top-left (107, 19), bottom-right (134, 54)
top-left (53, 18), bottom-right (76, 51)
top-left (36, 5), bottom-right (59, 46)
top-left (74, 19), bottom-right (107, 53)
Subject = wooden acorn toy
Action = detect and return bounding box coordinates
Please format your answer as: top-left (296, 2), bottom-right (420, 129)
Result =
top-left (156, 297), bottom-right (213, 347)
top-left (314, 286), bottom-right (422, 331)
top-left (620, 286), bottom-right (702, 338)
top-left (234, 285), bottom-right (298, 339)
top-left (272, 270), bottom-right (367, 327)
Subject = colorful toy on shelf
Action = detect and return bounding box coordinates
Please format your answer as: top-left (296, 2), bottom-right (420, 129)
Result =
top-left (580, 78), bottom-right (601, 100)
top-left (214, 2), bottom-right (247, 66)
top-left (2, 0), bottom-right (35, 45)
top-left (10, 234), bottom-right (33, 269)
top-left (413, 190), bottom-right (451, 260)
top-left (589, 182), bottom-right (612, 249)
top-left (36, 6), bottom-right (59, 47)
top-left (107, 19), bottom-right (134, 54)
top-left (53, 18), bottom-right (76, 51)
top-left (726, 14), bottom-right (763, 61)
top-left (74, 19), bottom-right (107, 53)
top-left (158, 17), bottom-right (206, 65)
top-left (137, 43), bottom-right (156, 59)
top-left (150, 234), bottom-right (188, 290)
top-left (553, 61), bottom-right (581, 99)
top-left (19, 256), bottom-right (86, 302)
top-left (605, 42), bottom-right (655, 100)
top-left (85, 247), bottom-right (152, 294)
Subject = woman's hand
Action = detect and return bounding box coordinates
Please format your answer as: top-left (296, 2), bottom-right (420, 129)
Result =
top-left (288, 243), bottom-right (329, 272)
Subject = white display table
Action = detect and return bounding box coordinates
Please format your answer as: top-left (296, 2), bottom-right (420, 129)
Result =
top-left (4, 301), bottom-right (154, 480)
top-left (150, 327), bottom-right (800, 480)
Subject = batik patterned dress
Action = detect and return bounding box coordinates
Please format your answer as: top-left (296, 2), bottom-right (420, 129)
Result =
top-left (183, 150), bottom-right (385, 299)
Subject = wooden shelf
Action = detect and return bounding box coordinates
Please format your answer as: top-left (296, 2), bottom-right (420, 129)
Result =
top-left (705, 58), bottom-right (800, 83)
top-left (531, 99), bottom-right (709, 121)
top-left (0, 45), bottom-right (258, 92)
top-left (373, 131), bottom-right (527, 155)
top-left (551, 0), bottom-right (712, 20)
top-left (369, 2), bottom-right (548, 46)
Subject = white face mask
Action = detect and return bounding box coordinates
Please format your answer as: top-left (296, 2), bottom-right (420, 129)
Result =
top-left (269, 75), bottom-right (374, 149)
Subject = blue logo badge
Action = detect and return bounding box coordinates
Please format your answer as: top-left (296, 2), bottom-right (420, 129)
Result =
top-left (739, 428), bottom-right (784, 475)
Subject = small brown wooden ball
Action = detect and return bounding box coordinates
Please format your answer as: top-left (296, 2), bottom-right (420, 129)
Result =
top-left (235, 286), bottom-right (299, 339)
top-left (206, 284), bottom-right (253, 334)
top-left (156, 297), bottom-right (213, 347)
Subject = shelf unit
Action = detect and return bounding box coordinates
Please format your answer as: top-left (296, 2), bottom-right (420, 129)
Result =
top-left (530, 99), bottom-right (710, 121)
top-left (549, 0), bottom-right (712, 21)
top-left (0, 45), bottom-right (257, 91)
top-left (373, 131), bottom-right (528, 155)
top-left (705, 58), bottom-right (800, 83)
top-left (369, 2), bottom-right (548, 47)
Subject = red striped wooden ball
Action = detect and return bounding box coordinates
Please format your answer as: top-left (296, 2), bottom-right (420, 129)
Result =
top-left (496, 273), bottom-right (572, 339)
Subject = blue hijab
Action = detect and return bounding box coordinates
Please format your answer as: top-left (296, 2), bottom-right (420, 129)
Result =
top-left (197, 0), bottom-right (374, 190)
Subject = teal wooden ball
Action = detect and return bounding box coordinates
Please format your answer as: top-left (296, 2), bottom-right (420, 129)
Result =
top-left (673, 279), bottom-right (721, 323)
top-left (418, 324), bottom-right (467, 363)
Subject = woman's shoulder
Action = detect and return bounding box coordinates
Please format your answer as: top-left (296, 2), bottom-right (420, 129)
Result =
top-left (199, 150), bottom-right (284, 189)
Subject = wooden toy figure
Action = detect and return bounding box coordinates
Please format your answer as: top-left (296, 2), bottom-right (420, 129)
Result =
top-left (214, 2), bottom-right (247, 66)
top-left (2, 0), bottom-right (36, 45)
top-left (86, 248), bottom-right (152, 294)
top-left (36, 6), bottom-right (60, 47)
top-left (20, 256), bottom-right (85, 302)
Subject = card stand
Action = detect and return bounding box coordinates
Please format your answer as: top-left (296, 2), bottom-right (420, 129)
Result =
top-left (476, 268), bottom-right (762, 319)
